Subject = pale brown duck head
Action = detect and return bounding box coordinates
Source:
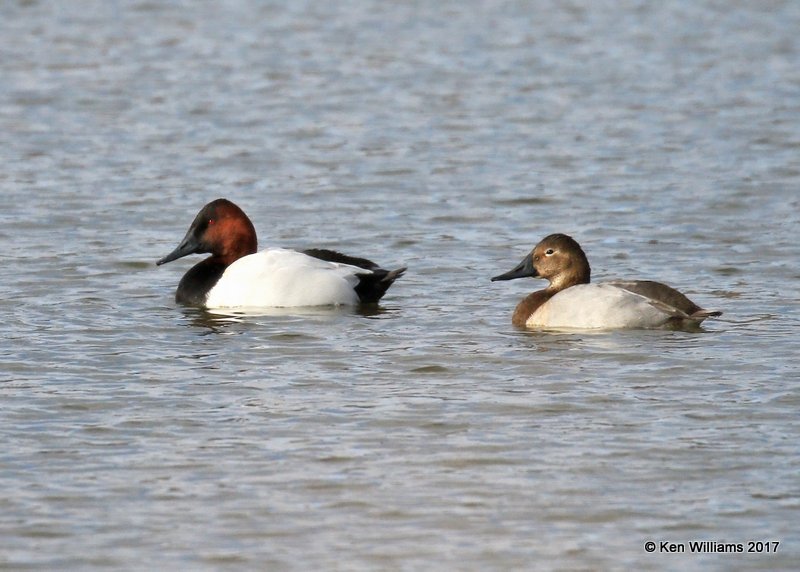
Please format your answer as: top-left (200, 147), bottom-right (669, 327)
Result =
top-left (491, 233), bottom-right (591, 292)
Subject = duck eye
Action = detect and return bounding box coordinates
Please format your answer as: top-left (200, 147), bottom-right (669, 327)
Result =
top-left (208, 219), bottom-right (214, 225)
top-left (545, 248), bottom-right (554, 256)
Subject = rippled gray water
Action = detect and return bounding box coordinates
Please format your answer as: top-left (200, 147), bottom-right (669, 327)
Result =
top-left (1, 1), bottom-right (799, 570)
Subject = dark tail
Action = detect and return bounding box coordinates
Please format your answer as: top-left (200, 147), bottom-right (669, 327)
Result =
top-left (302, 248), bottom-right (405, 304)
top-left (355, 267), bottom-right (406, 304)
top-left (690, 309), bottom-right (723, 321)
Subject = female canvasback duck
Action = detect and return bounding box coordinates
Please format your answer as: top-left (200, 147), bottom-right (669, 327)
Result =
top-left (157, 199), bottom-right (405, 308)
top-left (492, 233), bottom-right (722, 330)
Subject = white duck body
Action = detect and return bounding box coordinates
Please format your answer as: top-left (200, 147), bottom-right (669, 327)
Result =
top-left (525, 282), bottom-right (685, 330)
top-left (205, 248), bottom-right (364, 308)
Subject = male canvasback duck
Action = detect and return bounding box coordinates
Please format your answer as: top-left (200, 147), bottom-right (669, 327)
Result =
top-left (157, 199), bottom-right (406, 308)
top-left (491, 233), bottom-right (722, 330)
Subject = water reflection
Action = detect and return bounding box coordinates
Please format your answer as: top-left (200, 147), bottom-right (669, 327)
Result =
top-left (180, 304), bottom-right (399, 333)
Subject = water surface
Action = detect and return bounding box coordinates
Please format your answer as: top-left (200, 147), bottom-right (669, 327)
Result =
top-left (1, 1), bottom-right (799, 570)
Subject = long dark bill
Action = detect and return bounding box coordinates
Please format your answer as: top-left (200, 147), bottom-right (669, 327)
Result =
top-left (156, 228), bottom-right (203, 266)
top-left (491, 252), bottom-right (538, 281)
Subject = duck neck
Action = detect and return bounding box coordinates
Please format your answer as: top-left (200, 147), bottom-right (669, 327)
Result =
top-left (546, 262), bottom-right (590, 293)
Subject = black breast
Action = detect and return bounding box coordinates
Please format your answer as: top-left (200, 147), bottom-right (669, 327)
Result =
top-left (175, 259), bottom-right (226, 306)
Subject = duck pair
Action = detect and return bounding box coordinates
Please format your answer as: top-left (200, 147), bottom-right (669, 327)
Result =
top-left (158, 199), bottom-right (721, 330)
